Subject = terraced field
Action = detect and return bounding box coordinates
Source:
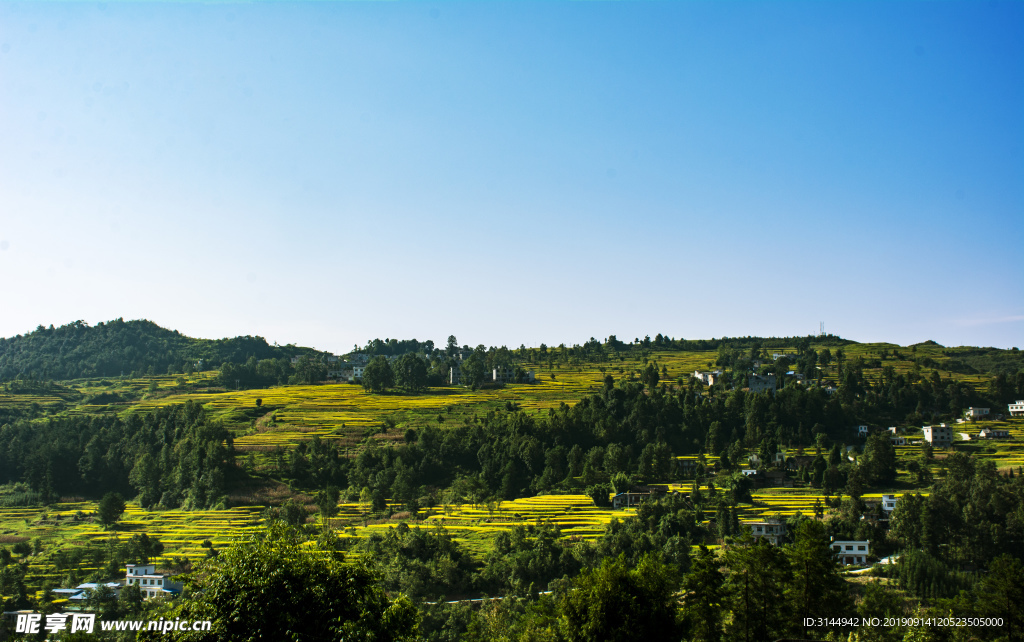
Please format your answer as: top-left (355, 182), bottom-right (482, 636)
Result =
top-left (0, 502), bottom-right (265, 591)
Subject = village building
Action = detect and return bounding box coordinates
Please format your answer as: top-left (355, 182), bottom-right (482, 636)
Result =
top-left (922, 424), bottom-right (953, 447)
top-left (748, 452), bottom-right (786, 468)
top-left (612, 485), bottom-right (670, 509)
top-left (831, 538), bottom-right (870, 565)
top-left (882, 494), bottom-right (899, 513)
top-left (1009, 401), bottom-right (1024, 417)
top-left (692, 370), bottom-right (722, 386)
top-left (51, 582), bottom-right (122, 603)
top-left (747, 374), bottom-right (776, 393)
top-left (978, 427), bottom-right (1010, 439)
top-left (744, 519), bottom-right (787, 545)
top-left (785, 454), bottom-right (817, 471)
top-left (964, 407), bottom-right (990, 419)
top-left (125, 564), bottom-right (183, 599)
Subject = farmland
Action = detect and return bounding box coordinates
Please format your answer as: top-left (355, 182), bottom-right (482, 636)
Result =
top-left (1, 336), bottom-right (1022, 605)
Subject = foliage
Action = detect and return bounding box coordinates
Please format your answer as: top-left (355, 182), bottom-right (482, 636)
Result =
top-left (557, 553), bottom-right (682, 642)
top-left (0, 318), bottom-right (308, 382)
top-left (97, 492), bottom-right (126, 528)
top-left (363, 356), bottom-right (396, 393)
top-left (0, 401), bottom-right (233, 509)
top-left (142, 524), bottom-right (418, 641)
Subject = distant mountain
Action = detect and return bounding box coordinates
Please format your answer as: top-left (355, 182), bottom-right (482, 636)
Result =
top-left (0, 319), bottom-right (314, 381)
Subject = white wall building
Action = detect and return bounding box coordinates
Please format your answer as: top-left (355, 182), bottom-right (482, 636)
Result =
top-left (831, 539), bottom-right (870, 565)
top-left (692, 370), bottom-right (722, 386)
top-left (979, 427), bottom-right (1010, 439)
top-left (1009, 401), bottom-right (1024, 417)
top-left (745, 519), bottom-right (787, 545)
top-left (882, 494), bottom-right (899, 513)
top-left (965, 407), bottom-right (990, 419)
top-left (125, 564), bottom-right (182, 599)
top-left (922, 424), bottom-right (953, 447)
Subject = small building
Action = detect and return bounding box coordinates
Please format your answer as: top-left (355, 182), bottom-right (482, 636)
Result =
top-left (492, 367), bottom-right (535, 384)
top-left (881, 494), bottom-right (899, 513)
top-left (857, 425), bottom-right (869, 438)
top-left (748, 374), bottom-right (776, 393)
top-left (786, 455), bottom-right (817, 471)
top-left (612, 485), bottom-right (669, 509)
top-left (744, 519), bottom-right (787, 545)
top-left (889, 436), bottom-right (906, 446)
top-left (831, 538), bottom-right (870, 565)
top-left (978, 427), bottom-right (1010, 439)
top-left (821, 380), bottom-right (838, 395)
top-left (965, 407), bottom-right (990, 419)
top-left (748, 452), bottom-right (785, 468)
top-left (672, 458), bottom-right (699, 477)
top-left (741, 468), bottom-right (758, 477)
top-left (887, 426), bottom-right (900, 435)
top-left (125, 564), bottom-right (182, 599)
top-left (1009, 401), bottom-right (1024, 417)
top-left (922, 424), bottom-right (953, 447)
top-left (52, 582), bottom-right (122, 603)
top-left (692, 370), bottom-right (722, 386)
top-left (352, 366), bottom-right (365, 380)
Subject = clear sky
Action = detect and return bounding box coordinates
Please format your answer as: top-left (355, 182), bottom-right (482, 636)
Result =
top-left (1, 1), bottom-right (1021, 353)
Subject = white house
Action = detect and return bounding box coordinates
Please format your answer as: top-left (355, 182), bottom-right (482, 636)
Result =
top-left (979, 427), bottom-right (1010, 439)
top-left (745, 519), bottom-right (787, 545)
top-left (831, 538), bottom-right (870, 565)
top-left (692, 370), bottom-right (722, 386)
top-left (492, 367), bottom-right (535, 384)
top-left (889, 436), bottom-right (907, 446)
top-left (1009, 401), bottom-right (1024, 417)
top-left (882, 494), bottom-right (899, 513)
top-left (352, 366), bottom-right (365, 380)
top-left (125, 564), bottom-right (182, 599)
top-left (857, 425), bottom-right (869, 438)
top-left (964, 407), bottom-right (990, 419)
top-left (922, 424), bottom-right (953, 447)
top-left (748, 452), bottom-right (785, 468)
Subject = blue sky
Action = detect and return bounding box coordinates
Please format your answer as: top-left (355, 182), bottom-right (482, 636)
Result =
top-left (1, 1), bottom-right (1021, 352)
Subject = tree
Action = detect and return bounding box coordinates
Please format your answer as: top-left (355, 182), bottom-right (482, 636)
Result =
top-left (362, 356), bottom-right (395, 393)
top-left (862, 432), bottom-right (897, 485)
top-left (558, 554), bottom-right (682, 642)
top-left (142, 524), bottom-right (418, 641)
top-left (394, 354), bottom-right (428, 392)
top-left (977, 554), bottom-right (1024, 640)
top-left (724, 533), bottom-right (793, 642)
top-left (786, 520), bottom-right (853, 637)
top-left (279, 499), bottom-right (308, 527)
top-left (460, 350), bottom-right (487, 389)
top-left (682, 546), bottom-right (725, 642)
top-left (316, 485), bottom-right (340, 525)
top-left (97, 492), bottom-right (126, 529)
top-left (294, 356), bottom-right (328, 385)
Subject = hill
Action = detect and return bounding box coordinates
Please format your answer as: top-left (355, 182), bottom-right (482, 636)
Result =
top-left (0, 318), bottom-right (315, 381)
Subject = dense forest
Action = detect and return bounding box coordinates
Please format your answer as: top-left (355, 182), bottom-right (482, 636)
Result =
top-left (0, 319), bottom-right (313, 381)
top-left (0, 402), bottom-right (234, 509)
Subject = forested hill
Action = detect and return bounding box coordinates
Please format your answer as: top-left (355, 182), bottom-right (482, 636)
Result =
top-left (0, 319), bottom-right (312, 381)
